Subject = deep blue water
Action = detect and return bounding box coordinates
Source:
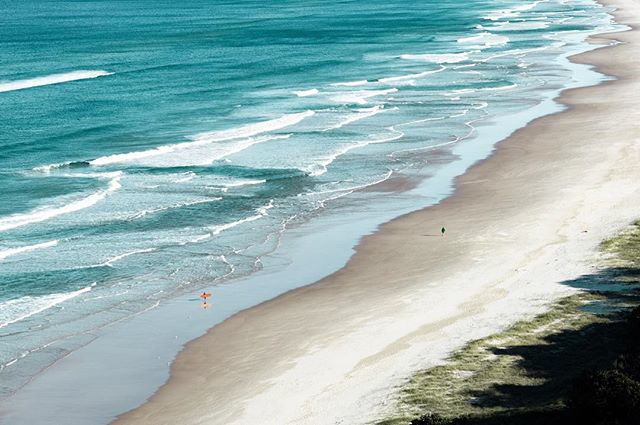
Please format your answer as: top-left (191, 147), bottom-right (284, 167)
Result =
top-left (0, 0), bottom-right (615, 399)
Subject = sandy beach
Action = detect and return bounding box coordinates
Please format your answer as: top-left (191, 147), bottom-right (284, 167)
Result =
top-left (115, 0), bottom-right (640, 424)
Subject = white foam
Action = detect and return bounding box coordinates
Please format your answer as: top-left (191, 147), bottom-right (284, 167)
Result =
top-left (323, 106), bottom-right (385, 132)
top-left (453, 63), bottom-right (477, 70)
top-left (485, 83), bottom-right (518, 91)
top-left (329, 67), bottom-right (444, 91)
top-left (209, 200), bottom-right (274, 236)
top-left (218, 179), bottom-right (267, 192)
top-left (305, 131), bottom-right (403, 177)
top-left (0, 284), bottom-right (95, 329)
top-left (483, 1), bottom-right (546, 21)
top-left (487, 21), bottom-right (550, 31)
top-left (185, 234), bottom-right (212, 244)
top-left (125, 197), bottom-right (222, 220)
top-left (186, 112), bottom-right (310, 145)
top-left (480, 42), bottom-right (565, 63)
top-left (305, 170), bottom-right (394, 205)
top-left (183, 200), bottom-right (275, 244)
top-left (484, 9), bottom-right (521, 21)
top-left (90, 111), bottom-right (313, 167)
top-left (399, 52), bottom-right (471, 63)
top-left (378, 66), bottom-right (446, 83)
top-left (115, 134), bottom-right (290, 168)
top-left (101, 248), bottom-right (157, 267)
top-left (0, 70), bottom-right (112, 93)
top-left (513, 1), bottom-right (545, 12)
top-left (330, 80), bottom-right (370, 87)
top-left (293, 89), bottom-right (319, 97)
top-left (449, 83), bottom-right (518, 96)
top-left (173, 171), bottom-right (196, 183)
top-left (0, 240), bottom-right (59, 261)
top-left (458, 32), bottom-right (510, 48)
top-left (0, 172), bottom-right (122, 232)
top-left (330, 88), bottom-right (398, 105)
top-left (33, 161), bottom-right (75, 173)
top-left (223, 179), bottom-right (266, 188)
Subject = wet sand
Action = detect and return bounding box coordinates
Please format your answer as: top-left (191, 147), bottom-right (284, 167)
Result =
top-left (115, 0), bottom-right (640, 424)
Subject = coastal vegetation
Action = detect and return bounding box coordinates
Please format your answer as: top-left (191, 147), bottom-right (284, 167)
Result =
top-left (377, 221), bottom-right (640, 425)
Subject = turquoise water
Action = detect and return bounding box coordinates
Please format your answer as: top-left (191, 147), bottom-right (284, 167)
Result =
top-left (0, 0), bottom-right (616, 402)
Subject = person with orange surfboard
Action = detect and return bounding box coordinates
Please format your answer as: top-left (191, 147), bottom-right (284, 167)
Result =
top-left (200, 292), bottom-right (212, 308)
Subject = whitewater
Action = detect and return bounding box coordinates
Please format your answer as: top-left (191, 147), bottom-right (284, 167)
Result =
top-left (0, 70), bottom-right (112, 93)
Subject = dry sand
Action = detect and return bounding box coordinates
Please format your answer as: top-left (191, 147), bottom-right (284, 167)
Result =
top-left (115, 0), bottom-right (640, 423)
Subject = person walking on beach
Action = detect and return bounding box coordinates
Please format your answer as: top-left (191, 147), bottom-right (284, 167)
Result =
top-left (441, 226), bottom-right (446, 237)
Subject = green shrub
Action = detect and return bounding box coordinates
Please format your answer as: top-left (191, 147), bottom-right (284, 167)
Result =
top-left (569, 369), bottom-right (640, 424)
top-left (410, 413), bottom-right (451, 425)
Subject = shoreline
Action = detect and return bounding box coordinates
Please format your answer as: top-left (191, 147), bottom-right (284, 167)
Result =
top-left (114, 1), bottom-right (640, 424)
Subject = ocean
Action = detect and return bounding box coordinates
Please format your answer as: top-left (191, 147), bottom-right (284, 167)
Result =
top-left (0, 0), bottom-right (618, 417)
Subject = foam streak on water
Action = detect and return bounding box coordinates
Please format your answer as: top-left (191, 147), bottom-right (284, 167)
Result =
top-left (0, 284), bottom-right (95, 329)
top-left (89, 112), bottom-right (313, 167)
top-left (0, 172), bottom-right (122, 232)
top-left (0, 240), bottom-right (59, 262)
top-left (0, 70), bottom-right (112, 93)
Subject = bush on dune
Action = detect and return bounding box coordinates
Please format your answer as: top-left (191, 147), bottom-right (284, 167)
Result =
top-left (410, 413), bottom-right (451, 425)
top-left (568, 306), bottom-right (640, 425)
top-left (569, 369), bottom-right (640, 424)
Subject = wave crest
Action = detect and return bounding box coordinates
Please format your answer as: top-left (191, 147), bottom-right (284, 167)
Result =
top-left (0, 70), bottom-right (112, 93)
top-left (0, 284), bottom-right (95, 329)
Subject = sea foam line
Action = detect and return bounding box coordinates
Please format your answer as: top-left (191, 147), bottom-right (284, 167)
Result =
top-left (330, 66), bottom-right (445, 88)
top-left (0, 172), bottom-right (122, 232)
top-left (76, 247), bottom-right (159, 270)
top-left (322, 106), bottom-right (386, 132)
top-left (305, 130), bottom-right (404, 177)
top-left (181, 200), bottom-right (275, 245)
top-left (378, 66), bottom-right (446, 84)
top-left (173, 171), bottom-right (196, 183)
top-left (330, 80), bottom-right (370, 87)
top-left (330, 88), bottom-right (398, 105)
top-left (89, 111), bottom-right (313, 167)
top-left (116, 134), bottom-right (292, 168)
top-left (0, 70), bottom-right (113, 93)
top-left (209, 200), bottom-right (274, 236)
top-left (0, 240), bottom-right (59, 261)
top-left (304, 169), bottom-right (394, 201)
top-left (449, 82), bottom-right (519, 95)
top-left (293, 88), bottom-right (319, 97)
top-left (399, 52), bottom-right (471, 63)
top-left (481, 21), bottom-right (550, 31)
top-left (101, 248), bottom-right (157, 267)
top-left (457, 32), bottom-right (510, 48)
top-left (124, 197), bottom-right (222, 220)
top-left (483, 0), bottom-right (546, 21)
top-left (218, 179), bottom-right (267, 192)
top-left (0, 283), bottom-right (96, 329)
top-left (479, 42), bottom-right (565, 63)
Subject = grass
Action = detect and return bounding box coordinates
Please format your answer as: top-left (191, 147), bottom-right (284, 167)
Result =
top-left (601, 220), bottom-right (640, 268)
top-left (375, 221), bottom-right (640, 425)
